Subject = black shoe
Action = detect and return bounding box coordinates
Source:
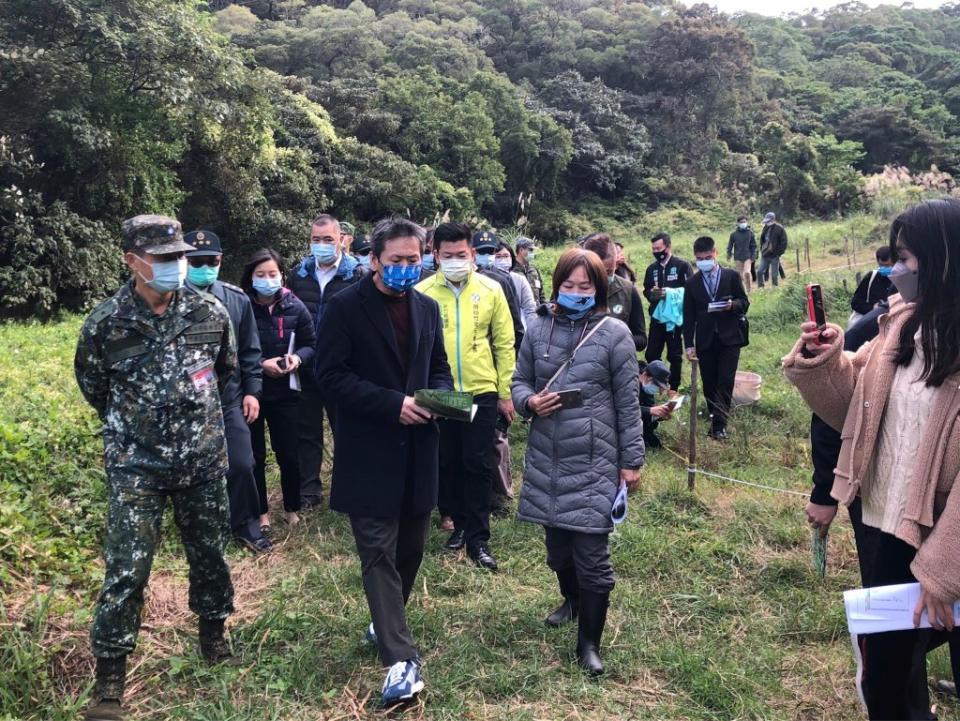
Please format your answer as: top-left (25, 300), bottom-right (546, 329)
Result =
top-left (490, 503), bottom-right (512, 519)
top-left (710, 428), bottom-right (728, 441)
top-left (576, 590), bottom-right (609, 677)
top-left (85, 656), bottom-right (127, 720)
top-left (300, 496), bottom-right (324, 511)
top-left (444, 529), bottom-right (465, 551)
top-left (469, 544), bottom-right (498, 571)
top-left (545, 567), bottom-right (580, 627)
top-left (235, 535), bottom-right (273, 554)
top-left (199, 617), bottom-right (240, 665)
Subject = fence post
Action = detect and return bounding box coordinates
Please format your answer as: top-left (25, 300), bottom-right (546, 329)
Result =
top-left (687, 358), bottom-right (699, 492)
top-left (845, 236), bottom-right (851, 268)
top-left (842, 278), bottom-right (848, 294)
top-left (795, 247), bottom-right (801, 275)
top-left (805, 236), bottom-right (811, 271)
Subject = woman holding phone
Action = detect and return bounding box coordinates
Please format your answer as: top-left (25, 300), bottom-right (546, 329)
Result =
top-left (511, 247), bottom-right (645, 676)
top-left (783, 199), bottom-right (960, 719)
top-left (241, 249), bottom-right (316, 531)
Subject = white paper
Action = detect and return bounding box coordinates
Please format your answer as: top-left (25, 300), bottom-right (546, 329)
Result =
top-left (669, 395), bottom-right (685, 412)
top-left (843, 582), bottom-right (960, 635)
top-left (287, 331), bottom-right (301, 392)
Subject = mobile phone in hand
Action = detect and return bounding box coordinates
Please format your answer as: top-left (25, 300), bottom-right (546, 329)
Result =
top-left (555, 388), bottom-right (583, 409)
top-left (806, 283), bottom-right (827, 329)
top-left (278, 356), bottom-right (288, 371)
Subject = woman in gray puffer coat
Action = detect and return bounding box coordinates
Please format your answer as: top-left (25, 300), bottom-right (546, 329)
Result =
top-left (512, 247), bottom-right (645, 676)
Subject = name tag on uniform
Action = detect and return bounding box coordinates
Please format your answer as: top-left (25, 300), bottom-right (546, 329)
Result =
top-left (667, 269), bottom-right (679, 282)
top-left (186, 360), bottom-right (216, 392)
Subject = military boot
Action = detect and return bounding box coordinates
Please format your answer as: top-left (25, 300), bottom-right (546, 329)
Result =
top-left (85, 656), bottom-right (126, 721)
top-left (199, 617), bottom-right (239, 665)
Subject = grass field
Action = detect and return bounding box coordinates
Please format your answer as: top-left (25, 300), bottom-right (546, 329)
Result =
top-left (1, 219), bottom-right (957, 721)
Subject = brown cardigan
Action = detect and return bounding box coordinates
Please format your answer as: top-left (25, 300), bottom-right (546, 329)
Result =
top-left (783, 297), bottom-right (960, 601)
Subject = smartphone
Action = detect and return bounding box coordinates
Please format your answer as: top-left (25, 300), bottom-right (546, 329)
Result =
top-left (555, 388), bottom-right (583, 410)
top-left (806, 283), bottom-right (827, 329)
top-left (278, 356), bottom-right (288, 371)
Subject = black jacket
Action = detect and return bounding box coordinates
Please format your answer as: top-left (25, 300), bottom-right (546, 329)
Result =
top-left (637, 375), bottom-right (661, 447)
top-left (850, 270), bottom-right (894, 316)
top-left (643, 255), bottom-right (693, 316)
top-left (727, 228), bottom-right (757, 262)
top-left (248, 288), bottom-right (316, 403)
top-left (478, 266), bottom-right (524, 350)
top-left (607, 275), bottom-right (647, 351)
top-left (314, 276), bottom-right (454, 518)
top-left (188, 280), bottom-right (262, 408)
top-left (760, 223), bottom-right (788, 258)
top-left (682, 266), bottom-right (750, 352)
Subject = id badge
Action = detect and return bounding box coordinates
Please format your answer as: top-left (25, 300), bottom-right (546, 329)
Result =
top-left (186, 359), bottom-right (216, 392)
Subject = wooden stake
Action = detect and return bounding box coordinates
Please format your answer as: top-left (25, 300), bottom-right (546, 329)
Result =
top-left (805, 237), bottom-right (811, 270)
top-left (796, 247), bottom-right (801, 275)
top-left (687, 357), bottom-right (699, 492)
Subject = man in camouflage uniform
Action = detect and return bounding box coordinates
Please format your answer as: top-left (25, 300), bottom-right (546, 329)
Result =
top-left (513, 236), bottom-right (545, 305)
top-left (75, 215), bottom-right (239, 721)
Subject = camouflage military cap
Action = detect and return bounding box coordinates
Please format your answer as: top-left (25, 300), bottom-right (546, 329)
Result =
top-left (340, 221), bottom-right (356, 236)
top-left (121, 214), bottom-right (195, 254)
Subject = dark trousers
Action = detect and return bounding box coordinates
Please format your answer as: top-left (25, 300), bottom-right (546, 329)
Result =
top-left (697, 342), bottom-right (741, 431)
top-left (91, 473), bottom-right (233, 657)
top-left (222, 404), bottom-right (263, 541)
top-left (646, 320), bottom-right (685, 391)
top-left (250, 397), bottom-right (301, 513)
top-left (854, 516), bottom-right (952, 720)
top-left (298, 386), bottom-right (333, 504)
top-left (544, 527), bottom-right (614, 593)
top-left (350, 513), bottom-right (431, 666)
top-left (438, 392), bottom-right (499, 551)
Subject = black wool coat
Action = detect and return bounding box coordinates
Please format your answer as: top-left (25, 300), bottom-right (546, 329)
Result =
top-left (682, 267), bottom-right (750, 352)
top-left (314, 276), bottom-right (453, 518)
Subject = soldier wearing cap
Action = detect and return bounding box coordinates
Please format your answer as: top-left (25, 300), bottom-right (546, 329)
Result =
top-left (513, 236), bottom-right (545, 304)
top-left (351, 233), bottom-right (372, 273)
top-left (340, 221), bottom-right (356, 255)
top-left (638, 360), bottom-right (674, 449)
top-left (75, 215), bottom-right (239, 721)
top-left (184, 230), bottom-right (271, 555)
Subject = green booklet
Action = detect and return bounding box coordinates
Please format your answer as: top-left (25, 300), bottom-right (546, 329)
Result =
top-left (415, 389), bottom-right (477, 422)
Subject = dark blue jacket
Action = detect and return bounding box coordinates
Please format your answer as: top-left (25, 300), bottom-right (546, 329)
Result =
top-left (248, 288), bottom-right (316, 403)
top-left (314, 276), bottom-right (453, 517)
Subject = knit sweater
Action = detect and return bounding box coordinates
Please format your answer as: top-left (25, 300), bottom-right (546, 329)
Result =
top-left (782, 296), bottom-right (960, 602)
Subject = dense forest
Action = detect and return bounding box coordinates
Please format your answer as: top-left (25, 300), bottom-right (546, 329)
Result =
top-left (4, 0), bottom-right (960, 316)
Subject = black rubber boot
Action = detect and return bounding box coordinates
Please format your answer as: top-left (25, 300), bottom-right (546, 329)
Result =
top-left (576, 590), bottom-right (609, 677)
top-left (199, 617), bottom-right (239, 665)
top-left (545, 567), bottom-right (580, 627)
top-left (85, 656), bottom-right (127, 721)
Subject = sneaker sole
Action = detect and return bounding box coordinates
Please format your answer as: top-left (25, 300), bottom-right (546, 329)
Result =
top-left (382, 680), bottom-right (425, 706)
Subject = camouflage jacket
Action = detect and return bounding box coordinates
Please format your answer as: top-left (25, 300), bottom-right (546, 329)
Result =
top-left (75, 280), bottom-right (237, 484)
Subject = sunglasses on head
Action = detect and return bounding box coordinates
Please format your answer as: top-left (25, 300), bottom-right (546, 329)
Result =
top-left (188, 256), bottom-right (221, 268)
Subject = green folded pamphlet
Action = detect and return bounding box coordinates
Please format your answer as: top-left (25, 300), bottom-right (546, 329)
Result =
top-left (415, 389), bottom-right (477, 422)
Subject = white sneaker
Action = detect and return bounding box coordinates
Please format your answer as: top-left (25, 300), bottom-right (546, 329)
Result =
top-left (365, 622), bottom-right (377, 645)
top-left (381, 659), bottom-right (424, 706)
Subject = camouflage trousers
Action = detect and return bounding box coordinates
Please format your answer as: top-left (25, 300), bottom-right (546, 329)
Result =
top-left (90, 472), bottom-right (235, 658)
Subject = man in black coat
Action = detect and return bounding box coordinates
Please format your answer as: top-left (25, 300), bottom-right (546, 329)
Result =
top-left (184, 230), bottom-right (271, 554)
top-left (643, 232), bottom-right (693, 393)
top-left (682, 236), bottom-right (749, 440)
top-left (314, 217), bottom-right (453, 707)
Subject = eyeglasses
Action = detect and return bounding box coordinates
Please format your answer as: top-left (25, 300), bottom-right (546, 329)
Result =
top-left (188, 256), bottom-right (222, 268)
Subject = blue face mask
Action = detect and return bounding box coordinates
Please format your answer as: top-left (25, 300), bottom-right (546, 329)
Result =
top-left (381, 264), bottom-right (422, 292)
top-left (186, 264), bottom-right (220, 288)
top-left (139, 257), bottom-right (186, 293)
top-left (358, 254), bottom-right (371, 268)
top-left (475, 253), bottom-right (494, 269)
top-left (642, 382), bottom-right (660, 396)
top-left (422, 253), bottom-right (435, 271)
top-left (311, 242), bottom-right (338, 265)
top-left (696, 258), bottom-right (716, 273)
top-left (877, 265), bottom-right (893, 277)
top-left (252, 277), bottom-right (282, 297)
top-left (557, 292), bottom-right (596, 320)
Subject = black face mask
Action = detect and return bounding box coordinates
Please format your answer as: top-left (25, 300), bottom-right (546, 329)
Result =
top-left (653, 250), bottom-right (668, 263)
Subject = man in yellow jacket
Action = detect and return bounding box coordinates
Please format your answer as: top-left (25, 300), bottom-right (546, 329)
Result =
top-left (416, 222), bottom-right (516, 570)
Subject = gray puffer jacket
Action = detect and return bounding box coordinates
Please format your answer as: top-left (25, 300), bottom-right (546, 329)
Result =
top-left (512, 306), bottom-right (645, 534)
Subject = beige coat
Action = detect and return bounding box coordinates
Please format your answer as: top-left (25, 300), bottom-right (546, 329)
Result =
top-left (783, 297), bottom-right (960, 601)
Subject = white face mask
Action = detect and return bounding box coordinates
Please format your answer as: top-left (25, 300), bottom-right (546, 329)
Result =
top-left (738, 222), bottom-right (748, 230)
top-left (494, 257), bottom-right (513, 272)
top-left (440, 258), bottom-right (472, 282)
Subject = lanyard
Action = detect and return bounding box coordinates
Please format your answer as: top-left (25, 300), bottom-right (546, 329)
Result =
top-left (701, 269), bottom-right (719, 301)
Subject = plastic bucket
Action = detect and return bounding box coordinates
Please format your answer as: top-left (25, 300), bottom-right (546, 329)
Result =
top-left (732, 371), bottom-right (762, 407)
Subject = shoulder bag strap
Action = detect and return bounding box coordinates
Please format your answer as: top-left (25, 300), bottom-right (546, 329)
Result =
top-left (543, 316), bottom-right (610, 391)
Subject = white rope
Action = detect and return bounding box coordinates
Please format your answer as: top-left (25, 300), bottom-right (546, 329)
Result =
top-left (797, 258), bottom-right (874, 275)
top-left (685, 467), bottom-right (809, 498)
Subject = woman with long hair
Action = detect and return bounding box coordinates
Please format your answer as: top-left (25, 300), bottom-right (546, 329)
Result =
top-left (512, 247), bottom-right (645, 676)
top-left (784, 199), bottom-right (960, 719)
top-left (240, 249), bottom-right (316, 532)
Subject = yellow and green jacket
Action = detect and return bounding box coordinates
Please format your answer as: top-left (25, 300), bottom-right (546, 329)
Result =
top-left (415, 270), bottom-right (515, 399)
